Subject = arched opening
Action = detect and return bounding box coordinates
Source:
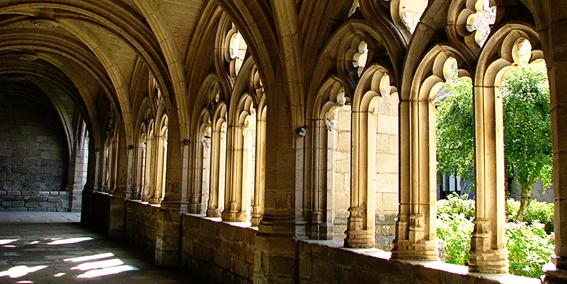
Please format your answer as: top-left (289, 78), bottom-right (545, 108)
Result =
top-left (345, 66), bottom-right (399, 249)
top-left (470, 30), bottom-right (553, 276)
top-left (136, 125), bottom-right (147, 200)
top-left (144, 121), bottom-right (155, 202)
top-left (207, 104), bottom-right (228, 218)
top-left (153, 115), bottom-right (168, 204)
top-left (311, 78), bottom-right (351, 240)
top-left (226, 25), bottom-right (248, 78)
top-left (326, 97), bottom-right (352, 240)
top-left (222, 94), bottom-right (257, 223)
top-left (200, 125), bottom-right (212, 213)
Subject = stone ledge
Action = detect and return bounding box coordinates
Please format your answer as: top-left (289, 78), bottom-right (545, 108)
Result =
top-left (300, 239), bottom-right (540, 284)
top-left (127, 199), bottom-right (162, 208)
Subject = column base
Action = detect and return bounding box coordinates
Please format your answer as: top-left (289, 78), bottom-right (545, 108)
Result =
top-left (160, 199), bottom-right (188, 212)
top-left (308, 223), bottom-right (334, 240)
top-left (391, 239), bottom-right (438, 260)
top-left (344, 229), bottom-right (374, 248)
top-left (206, 207), bottom-right (221, 218)
top-left (468, 249), bottom-right (508, 273)
top-left (544, 266), bottom-right (567, 283)
top-left (468, 218), bottom-right (508, 273)
top-left (251, 214), bottom-right (262, 227)
top-left (344, 206), bottom-right (374, 248)
top-left (221, 209), bottom-right (248, 222)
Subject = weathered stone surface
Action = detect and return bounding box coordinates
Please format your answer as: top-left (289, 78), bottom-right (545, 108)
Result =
top-left (0, 93), bottom-right (68, 212)
top-left (181, 214), bottom-right (256, 283)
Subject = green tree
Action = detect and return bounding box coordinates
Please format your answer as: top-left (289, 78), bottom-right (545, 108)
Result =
top-left (436, 76), bottom-right (475, 180)
top-left (502, 64), bottom-right (552, 220)
top-left (436, 77), bottom-right (474, 178)
top-left (435, 64), bottom-right (552, 220)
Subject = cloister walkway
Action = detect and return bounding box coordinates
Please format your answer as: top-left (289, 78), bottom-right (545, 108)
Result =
top-left (0, 212), bottom-right (200, 283)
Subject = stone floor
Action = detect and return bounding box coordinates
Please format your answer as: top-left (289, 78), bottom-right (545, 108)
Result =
top-left (0, 212), bottom-right (201, 283)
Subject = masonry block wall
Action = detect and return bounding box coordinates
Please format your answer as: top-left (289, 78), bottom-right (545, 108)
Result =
top-left (181, 215), bottom-right (256, 283)
top-left (374, 94), bottom-right (399, 250)
top-left (0, 93), bottom-right (69, 211)
top-left (330, 106), bottom-right (351, 240)
top-left (297, 241), bottom-right (503, 284)
top-left (126, 200), bottom-right (159, 257)
top-left (135, 211), bottom-right (524, 284)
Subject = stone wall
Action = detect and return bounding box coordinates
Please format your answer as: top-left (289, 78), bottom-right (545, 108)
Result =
top-left (374, 93), bottom-right (399, 250)
top-left (326, 101), bottom-right (399, 249)
top-left (0, 93), bottom-right (69, 211)
top-left (126, 200), bottom-right (159, 258)
top-left (298, 240), bottom-right (536, 284)
top-left (181, 214), bottom-right (256, 283)
top-left (115, 212), bottom-right (538, 283)
top-left (330, 105), bottom-right (351, 240)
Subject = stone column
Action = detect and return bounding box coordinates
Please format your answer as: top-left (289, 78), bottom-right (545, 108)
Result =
top-left (132, 139), bottom-right (145, 200)
top-left (155, 124), bottom-right (189, 266)
top-left (468, 81), bottom-right (507, 273)
top-left (545, 6), bottom-right (567, 281)
top-left (189, 134), bottom-right (210, 214)
top-left (344, 109), bottom-right (375, 248)
top-left (66, 145), bottom-right (81, 211)
top-left (309, 118), bottom-right (329, 239)
top-left (251, 111), bottom-right (266, 226)
top-left (222, 122), bottom-right (248, 222)
top-left (207, 124), bottom-right (225, 217)
top-left (189, 137), bottom-right (201, 213)
top-left (81, 140), bottom-right (99, 226)
top-left (108, 131), bottom-right (133, 240)
top-left (391, 100), bottom-right (438, 260)
top-left (252, 1), bottom-right (305, 281)
top-left (254, 85), bottom-right (304, 283)
top-left (67, 125), bottom-right (89, 212)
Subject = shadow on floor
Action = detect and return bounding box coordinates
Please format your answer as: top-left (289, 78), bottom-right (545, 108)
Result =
top-left (0, 213), bottom-right (204, 283)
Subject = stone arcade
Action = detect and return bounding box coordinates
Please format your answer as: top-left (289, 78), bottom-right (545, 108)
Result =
top-left (0, 0), bottom-right (567, 283)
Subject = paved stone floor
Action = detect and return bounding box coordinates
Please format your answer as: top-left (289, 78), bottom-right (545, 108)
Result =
top-left (0, 212), bottom-right (201, 283)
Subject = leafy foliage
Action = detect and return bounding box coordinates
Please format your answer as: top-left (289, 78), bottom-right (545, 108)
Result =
top-left (437, 193), bottom-right (475, 220)
top-left (436, 77), bottom-right (475, 178)
top-left (506, 221), bottom-right (554, 278)
top-left (437, 212), bottom-right (473, 265)
top-left (507, 198), bottom-right (554, 233)
top-left (502, 64), bottom-right (552, 191)
top-left (435, 64), bottom-right (552, 219)
top-left (436, 194), bottom-right (555, 278)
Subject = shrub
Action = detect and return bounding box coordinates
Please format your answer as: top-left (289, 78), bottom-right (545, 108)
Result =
top-left (437, 193), bottom-right (475, 220)
top-left (436, 194), bottom-right (555, 278)
top-left (436, 213), bottom-right (473, 265)
top-left (506, 221), bottom-right (554, 278)
top-left (507, 199), bottom-right (554, 233)
top-left (437, 194), bottom-right (554, 233)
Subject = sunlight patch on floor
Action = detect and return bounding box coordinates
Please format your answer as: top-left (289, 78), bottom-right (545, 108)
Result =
top-left (47, 237), bottom-right (93, 245)
top-left (64, 253), bottom-right (114, 263)
top-left (71, 259), bottom-right (124, 271)
top-left (0, 239), bottom-right (18, 245)
top-left (0, 265), bottom-right (47, 278)
top-left (77, 265), bottom-right (139, 279)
